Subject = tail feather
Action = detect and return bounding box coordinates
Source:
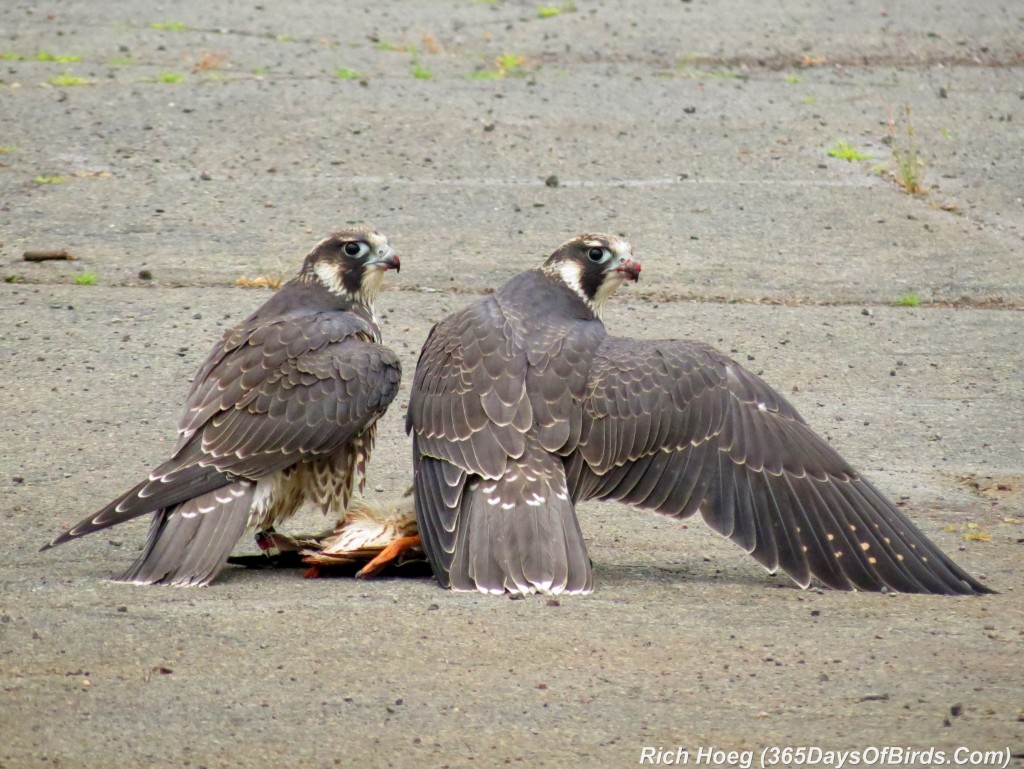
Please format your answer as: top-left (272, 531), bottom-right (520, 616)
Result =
top-left (417, 446), bottom-right (592, 596)
top-left (41, 461), bottom-right (226, 551)
top-left (116, 481), bottom-right (255, 586)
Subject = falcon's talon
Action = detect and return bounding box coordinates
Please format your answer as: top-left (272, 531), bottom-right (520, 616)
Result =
top-left (406, 233), bottom-right (992, 597)
top-left (40, 228), bottom-right (404, 587)
top-left (255, 528), bottom-right (281, 556)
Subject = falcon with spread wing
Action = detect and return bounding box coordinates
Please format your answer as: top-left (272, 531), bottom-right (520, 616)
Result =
top-left (42, 228), bottom-right (402, 586)
top-left (406, 234), bottom-right (991, 597)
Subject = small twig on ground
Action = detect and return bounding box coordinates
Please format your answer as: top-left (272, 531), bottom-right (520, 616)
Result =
top-left (23, 249), bottom-right (76, 262)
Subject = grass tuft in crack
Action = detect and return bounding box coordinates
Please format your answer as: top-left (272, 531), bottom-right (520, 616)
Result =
top-left (149, 21), bottom-right (188, 31)
top-left (888, 105), bottom-right (925, 194)
top-left (469, 53), bottom-right (526, 80)
top-left (48, 73), bottom-right (92, 86)
top-left (36, 52), bottom-right (81, 62)
top-left (894, 293), bottom-right (921, 307)
top-left (827, 141), bottom-right (872, 162)
top-left (538, 2), bottom-right (575, 17)
top-left (411, 57), bottom-right (432, 79)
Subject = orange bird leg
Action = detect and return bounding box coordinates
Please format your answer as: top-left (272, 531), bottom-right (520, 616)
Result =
top-left (303, 565), bottom-right (322, 579)
top-left (355, 535), bottom-right (423, 579)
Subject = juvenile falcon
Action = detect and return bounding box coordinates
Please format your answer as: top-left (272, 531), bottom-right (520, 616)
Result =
top-left (406, 234), bottom-right (991, 597)
top-left (42, 228), bottom-right (402, 586)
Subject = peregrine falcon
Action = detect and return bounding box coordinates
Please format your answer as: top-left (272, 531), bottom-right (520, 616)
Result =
top-left (406, 234), bottom-right (992, 597)
top-left (42, 228), bottom-right (402, 586)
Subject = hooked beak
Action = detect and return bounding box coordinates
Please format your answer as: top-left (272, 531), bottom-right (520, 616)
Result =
top-left (615, 257), bottom-right (641, 283)
top-left (370, 247), bottom-right (401, 273)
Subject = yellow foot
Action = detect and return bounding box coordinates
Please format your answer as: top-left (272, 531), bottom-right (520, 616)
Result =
top-left (355, 535), bottom-right (423, 580)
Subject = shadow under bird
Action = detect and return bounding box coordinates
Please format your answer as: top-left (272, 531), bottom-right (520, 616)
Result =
top-left (42, 228), bottom-right (403, 586)
top-left (406, 234), bottom-right (993, 597)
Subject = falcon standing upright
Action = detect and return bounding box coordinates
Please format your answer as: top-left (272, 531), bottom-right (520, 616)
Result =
top-left (42, 228), bottom-right (402, 586)
top-left (406, 234), bottom-right (992, 597)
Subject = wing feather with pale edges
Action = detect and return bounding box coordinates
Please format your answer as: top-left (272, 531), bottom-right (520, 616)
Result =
top-left (45, 311), bottom-right (400, 546)
top-left (564, 337), bottom-right (990, 595)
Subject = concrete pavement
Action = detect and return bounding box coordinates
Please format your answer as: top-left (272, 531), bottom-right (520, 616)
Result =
top-left (1, 1), bottom-right (1021, 767)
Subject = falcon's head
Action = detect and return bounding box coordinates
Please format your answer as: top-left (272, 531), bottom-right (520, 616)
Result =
top-left (541, 234), bottom-right (641, 317)
top-left (303, 227), bottom-right (401, 303)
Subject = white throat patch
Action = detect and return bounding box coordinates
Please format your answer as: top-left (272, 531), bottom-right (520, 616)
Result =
top-left (359, 264), bottom-right (387, 302)
top-left (313, 259), bottom-right (386, 305)
top-left (557, 260), bottom-right (597, 314)
top-left (314, 260), bottom-right (349, 298)
top-left (555, 258), bottom-right (626, 319)
top-left (591, 270), bottom-right (626, 316)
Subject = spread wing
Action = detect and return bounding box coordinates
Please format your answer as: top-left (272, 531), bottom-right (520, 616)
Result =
top-left (565, 337), bottom-right (991, 595)
top-left (407, 297), bottom-right (599, 594)
top-left (44, 312), bottom-right (401, 549)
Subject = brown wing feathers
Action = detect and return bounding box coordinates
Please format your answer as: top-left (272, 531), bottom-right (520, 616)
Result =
top-left (573, 338), bottom-right (991, 595)
top-left (44, 322), bottom-right (398, 552)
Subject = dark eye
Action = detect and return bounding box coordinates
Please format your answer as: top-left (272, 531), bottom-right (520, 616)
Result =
top-left (344, 242), bottom-right (362, 257)
top-left (588, 247), bottom-right (605, 262)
